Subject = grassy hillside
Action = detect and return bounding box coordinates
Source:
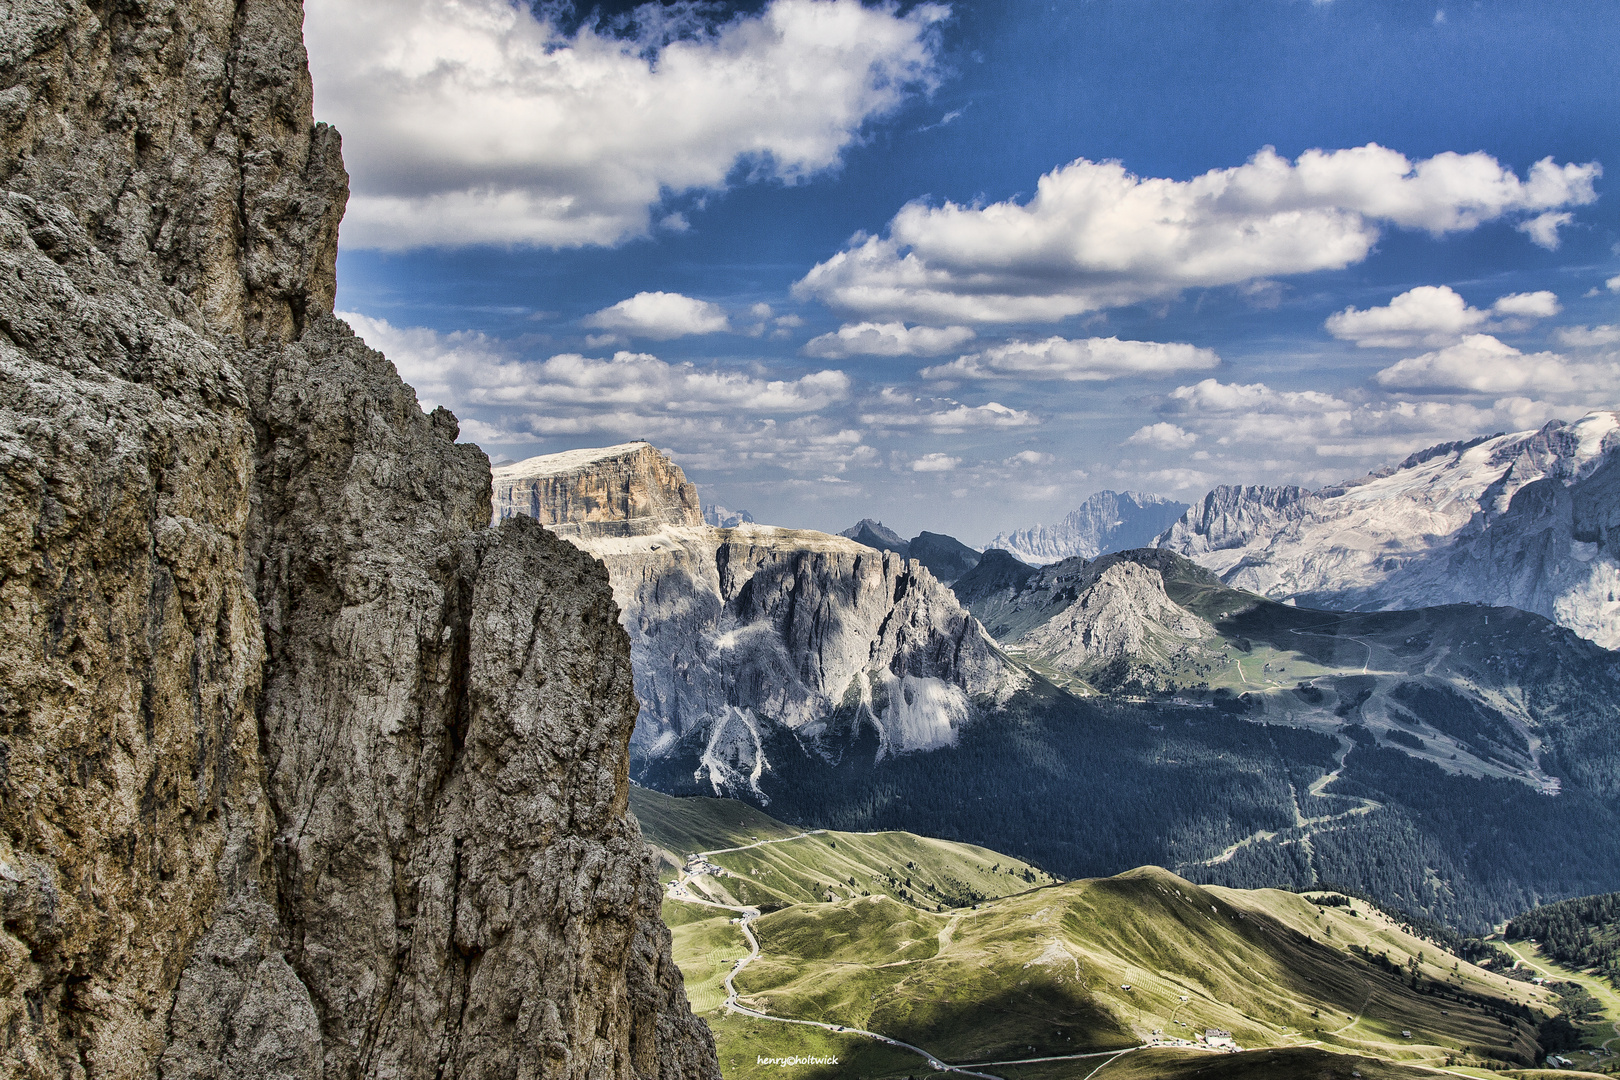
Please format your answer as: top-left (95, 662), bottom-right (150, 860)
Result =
top-left (632, 784), bottom-right (1057, 908)
top-left (1506, 892), bottom-right (1620, 985)
top-left (1497, 936), bottom-right (1620, 1072)
top-left (737, 868), bottom-right (1549, 1069)
top-left (631, 785), bottom-right (806, 878)
top-left (650, 791), bottom-right (1574, 1079)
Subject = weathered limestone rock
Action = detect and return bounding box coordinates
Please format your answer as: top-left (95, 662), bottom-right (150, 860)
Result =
top-left (494, 446), bottom-right (1020, 799)
top-left (0, 2), bottom-right (718, 1078)
top-left (493, 443), bottom-right (703, 537)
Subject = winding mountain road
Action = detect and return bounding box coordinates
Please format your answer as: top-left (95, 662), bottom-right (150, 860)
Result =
top-left (1498, 940), bottom-right (1620, 1053)
top-left (668, 877), bottom-right (1009, 1079)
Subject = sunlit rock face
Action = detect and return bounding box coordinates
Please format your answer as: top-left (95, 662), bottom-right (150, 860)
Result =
top-left (0, 3), bottom-right (719, 1077)
top-left (497, 446), bottom-right (1020, 801)
top-left (494, 441), bottom-right (703, 535)
top-left (1157, 413), bottom-right (1620, 648)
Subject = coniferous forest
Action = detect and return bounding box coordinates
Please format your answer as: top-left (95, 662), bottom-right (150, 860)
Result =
top-left (638, 683), bottom-right (1620, 933)
top-left (1507, 893), bottom-right (1620, 984)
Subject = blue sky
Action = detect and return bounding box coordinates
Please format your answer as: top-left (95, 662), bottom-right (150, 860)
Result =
top-left (305, 0), bottom-right (1619, 544)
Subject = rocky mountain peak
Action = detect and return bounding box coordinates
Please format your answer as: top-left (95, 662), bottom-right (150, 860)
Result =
top-left (840, 517), bottom-right (910, 553)
top-left (493, 440), bottom-right (703, 536)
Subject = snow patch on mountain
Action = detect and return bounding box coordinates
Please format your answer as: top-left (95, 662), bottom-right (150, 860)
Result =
top-left (1156, 411), bottom-right (1620, 647)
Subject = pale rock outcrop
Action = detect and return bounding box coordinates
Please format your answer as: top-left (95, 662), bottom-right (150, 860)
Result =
top-left (1156, 414), bottom-right (1620, 647)
top-left (1020, 561), bottom-right (1210, 670)
top-left (0, 2), bottom-right (717, 1078)
top-left (493, 442), bottom-right (703, 536)
top-left (496, 448), bottom-right (1019, 799)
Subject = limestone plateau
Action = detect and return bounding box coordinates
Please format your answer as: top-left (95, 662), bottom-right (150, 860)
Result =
top-left (493, 443), bottom-right (1020, 799)
top-left (0, 4), bottom-right (718, 1079)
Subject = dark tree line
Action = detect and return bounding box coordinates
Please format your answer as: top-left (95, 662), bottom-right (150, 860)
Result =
top-left (1506, 892), bottom-right (1620, 984)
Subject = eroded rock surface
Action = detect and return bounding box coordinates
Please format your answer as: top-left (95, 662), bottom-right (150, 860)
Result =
top-left (0, 3), bottom-right (717, 1078)
top-left (495, 448), bottom-right (1019, 800)
top-left (493, 442), bottom-right (703, 537)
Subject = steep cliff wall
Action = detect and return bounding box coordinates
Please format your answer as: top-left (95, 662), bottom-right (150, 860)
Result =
top-left (0, 3), bottom-right (716, 1079)
top-left (495, 448), bottom-right (1019, 800)
top-left (1156, 414), bottom-right (1620, 648)
top-left (493, 442), bottom-right (703, 536)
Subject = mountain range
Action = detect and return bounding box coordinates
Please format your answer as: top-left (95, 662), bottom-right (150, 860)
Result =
top-left (838, 518), bottom-right (985, 583)
top-left (499, 438), bottom-right (1620, 933)
top-left (1156, 412), bottom-right (1620, 649)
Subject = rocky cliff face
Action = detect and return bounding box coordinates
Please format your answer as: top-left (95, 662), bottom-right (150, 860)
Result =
top-left (493, 442), bottom-right (703, 536)
top-left (1156, 414), bottom-right (1620, 648)
top-left (989, 491), bottom-right (1190, 565)
top-left (0, 4), bottom-right (717, 1079)
top-left (497, 448), bottom-right (1019, 801)
top-left (954, 549), bottom-right (1223, 692)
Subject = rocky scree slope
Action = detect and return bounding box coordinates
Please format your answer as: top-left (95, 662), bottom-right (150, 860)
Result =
top-left (954, 548), bottom-right (1227, 693)
top-left (494, 446), bottom-right (1020, 800)
top-left (0, 4), bottom-right (716, 1079)
top-left (1157, 414), bottom-right (1620, 648)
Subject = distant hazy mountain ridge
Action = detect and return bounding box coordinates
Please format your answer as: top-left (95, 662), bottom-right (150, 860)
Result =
top-left (702, 503), bottom-right (755, 528)
top-left (1156, 412), bottom-right (1620, 648)
top-left (989, 490), bottom-right (1190, 564)
top-left (838, 518), bottom-right (983, 583)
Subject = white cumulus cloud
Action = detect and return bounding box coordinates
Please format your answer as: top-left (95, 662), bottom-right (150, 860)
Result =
top-left (1325, 286), bottom-right (1561, 349)
top-left (342, 311), bottom-right (871, 475)
top-left (1555, 325), bottom-right (1620, 348)
top-left (1372, 334), bottom-right (1605, 394)
top-left (1006, 450), bottom-right (1052, 466)
top-left (584, 292), bottom-right (731, 339)
top-left (859, 392), bottom-right (1037, 433)
top-left (1516, 211), bottom-right (1574, 250)
top-left (910, 453), bottom-right (961, 472)
top-left (793, 145), bottom-right (1600, 323)
top-left (803, 322), bottom-right (976, 358)
top-left (343, 311), bottom-right (849, 415)
top-left (1127, 422), bottom-right (1199, 450)
top-left (922, 335), bottom-right (1220, 381)
top-left (1489, 290), bottom-right (1561, 319)
top-left (1160, 376), bottom-right (1574, 459)
top-left (306, 0), bottom-right (946, 249)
